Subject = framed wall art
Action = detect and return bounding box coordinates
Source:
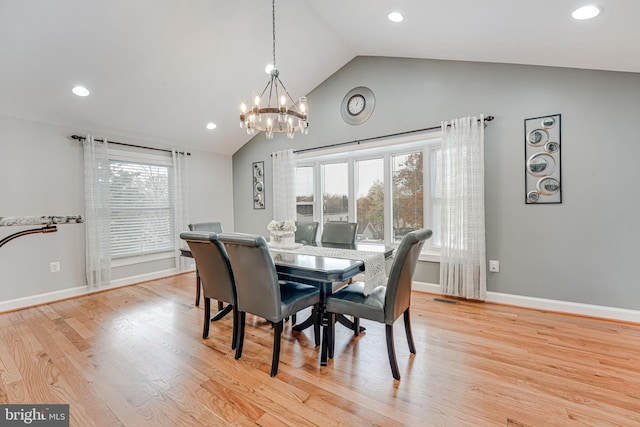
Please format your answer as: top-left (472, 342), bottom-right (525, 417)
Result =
top-left (524, 114), bottom-right (561, 204)
top-left (253, 161), bottom-right (265, 209)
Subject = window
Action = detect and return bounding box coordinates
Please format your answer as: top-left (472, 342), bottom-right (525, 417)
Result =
top-left (392, 151), bottom-right (423, 242)
top-left (322, 162), bottom-right (349, 223)
top-left (356, 158), bottom-right (384, 242)
top-left (296, 135), bottom-right (441, 253)
top-left (109, 150), bottom-right (174, 259)
top-left (295, 166), bottom-right (314, 221)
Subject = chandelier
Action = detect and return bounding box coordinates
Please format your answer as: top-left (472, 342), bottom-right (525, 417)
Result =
top-left (239, 0), bottom-right (308, 139)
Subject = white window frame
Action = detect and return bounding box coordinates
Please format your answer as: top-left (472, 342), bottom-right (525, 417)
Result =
top-left (108, 148), bottom-right (175, 266)
top-left (296, 132), bottom-right (441, 259)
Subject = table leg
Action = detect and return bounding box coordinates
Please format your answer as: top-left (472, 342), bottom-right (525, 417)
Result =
top-left (320, 311), bottom-right (329, 366)
top-left (292, 311), bottom-right (316, 332)
top-left (335, 314), bottom-right (366, 334)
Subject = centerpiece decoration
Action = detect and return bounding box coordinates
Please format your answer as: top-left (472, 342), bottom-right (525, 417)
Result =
top-left (267, 220), bottom-right (297, 249)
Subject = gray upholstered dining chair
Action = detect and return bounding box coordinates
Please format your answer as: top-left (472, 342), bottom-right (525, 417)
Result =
top-left (219, 233), bottom-right (321, 377)
top-left (188, 222), bottom-right (224, 306)
top-left (180, 232), bottom-right (238, 348)
top-left (294, 221), bottom-right (319, 246)
top-left (320, 222), bottom-right (358, 249)
top-left (325, 228), bottom-right (432, 380)
top-left (188, 222), bottom-right (223, 233)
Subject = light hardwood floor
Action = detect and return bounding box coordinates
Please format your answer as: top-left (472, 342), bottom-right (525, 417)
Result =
top-left (1, 273), bottom-right (639, 426)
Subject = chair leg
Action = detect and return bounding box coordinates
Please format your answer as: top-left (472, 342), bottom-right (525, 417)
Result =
top-left (218, 300), bottom-right (224, 311)
top-left (328, 313), bottom-right (335, 359)
top-left (292, 313), bottom-right (297, 325)
top-left (403, 308), bottom-right (416, 354)
top-left (353, 317), bottom-right (360, 336)
top-left (202, 297), bottom-right (211, 339)
top-left (195, 270), bottom-right (201, 307)
top-left (231, 306), bottom-right (238, 350)
top-left (385, 324), bottom-right (401, 381)
top-left (235, 312), bottom-right (246, 360)
top-left (271, 320), bottom-right (283, 377)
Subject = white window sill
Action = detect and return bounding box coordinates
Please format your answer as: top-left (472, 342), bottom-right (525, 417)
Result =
top-left (112, 251), bottom-right (175, 268)
top-left (419, 251), bottom-right (440, 263)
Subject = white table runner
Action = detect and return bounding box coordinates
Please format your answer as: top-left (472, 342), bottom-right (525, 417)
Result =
top-left (270, 245), bottom-right (386, 295)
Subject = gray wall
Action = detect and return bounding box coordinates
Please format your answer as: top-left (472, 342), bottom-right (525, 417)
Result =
top-left (0, 114), bottom-right (234, 306)
top-left (233, 56), bottom-right (640, 311)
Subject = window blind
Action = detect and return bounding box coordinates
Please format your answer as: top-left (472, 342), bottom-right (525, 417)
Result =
top-left (109, 159), bottom-right (174, 258)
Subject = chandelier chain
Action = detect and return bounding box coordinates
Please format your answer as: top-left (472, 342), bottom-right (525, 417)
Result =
top-left (272, 0), bottom-right (276, 69)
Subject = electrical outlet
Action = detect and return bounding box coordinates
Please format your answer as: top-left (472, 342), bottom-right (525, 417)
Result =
top-left (489, 260), bottom-right (499, 273)
top-left (50, 261), bottom-right (61, 273)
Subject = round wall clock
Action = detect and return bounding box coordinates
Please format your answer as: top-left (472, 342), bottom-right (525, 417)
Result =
top-left (341, 86), bottom-right (375, 125)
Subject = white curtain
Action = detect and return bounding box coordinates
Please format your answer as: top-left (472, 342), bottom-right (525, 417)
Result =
top-left (439, 115), bottom-right (487, 300)
top-left (83, 135), bottom-right (111, 288)
top-left (272, 149), bottom-right (297, 221)
top-left (172, 149), bottom-right (190, 271)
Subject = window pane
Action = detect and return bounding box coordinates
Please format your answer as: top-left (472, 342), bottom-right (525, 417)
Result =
top-left (322, 162), bottom-right (349, 223)
top-left (356, 158), bottom-right (384, 241)
top-left (295, 166), bottom-right (314, 221)
top-left (109, 160), bottom-right (174, 258)
top-left (392, 152), bottom-right (423, 242)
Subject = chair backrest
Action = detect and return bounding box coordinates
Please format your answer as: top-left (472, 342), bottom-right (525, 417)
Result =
top-left (384, 228), bottom-right (432, 324)
top-left (180, 232), bottom-right (235, 304)
top-left (218, 233), bottom-right (282, 323)
top-left (295, 221), bottom-right (319, 246)
top-left (188, 222), bottom-right (223, 233)
top-left (320, 222), bottom-right (358, 249)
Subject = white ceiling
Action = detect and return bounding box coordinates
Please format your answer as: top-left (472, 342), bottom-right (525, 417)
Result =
top-left (1, 0), bottom-right (638, 155)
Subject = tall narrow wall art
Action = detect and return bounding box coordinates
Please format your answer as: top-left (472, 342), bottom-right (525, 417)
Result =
top-left (524, 114), bottom-right (562, 204)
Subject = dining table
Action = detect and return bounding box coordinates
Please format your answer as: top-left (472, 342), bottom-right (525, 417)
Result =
top-left (180, 241), bottom-right (394, 366)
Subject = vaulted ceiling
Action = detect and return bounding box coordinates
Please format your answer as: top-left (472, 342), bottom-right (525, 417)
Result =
top-left (1, 0), bottom-right (638, 155)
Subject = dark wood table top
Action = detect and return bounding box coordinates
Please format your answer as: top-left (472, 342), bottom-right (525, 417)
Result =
top-left (180, 247), bottom-right (364, 285)
top-left (271, 251), bottom-right (363, 284)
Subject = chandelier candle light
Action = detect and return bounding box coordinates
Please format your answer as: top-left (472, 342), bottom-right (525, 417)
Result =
top-left (239, 0), bottom-right (308, 139)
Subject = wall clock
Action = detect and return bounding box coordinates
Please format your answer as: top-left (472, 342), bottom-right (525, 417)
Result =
top-left (341, 86), bottom-right (375, 125)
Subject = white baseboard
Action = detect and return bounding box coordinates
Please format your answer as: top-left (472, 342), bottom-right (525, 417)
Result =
top-left (4, 275), bottom-right (639, 324)
top-left (0, 268), bottom-right (181, 313)
top-left (412, 281), bottom-right (640, 324)
top-left (109, 268), bottom-right (180, 288)
top-left (0, 285), bottom-right (92, 313)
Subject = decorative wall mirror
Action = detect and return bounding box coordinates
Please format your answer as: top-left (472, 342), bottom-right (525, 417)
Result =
top-left (527, 128), bottom-right (549, 146)
top-left (526, 153), bottom-right (556, 176)
top-left (524, 114), bottom-right (561, 204)
top-left (253, 161), bottom-right (265, 209)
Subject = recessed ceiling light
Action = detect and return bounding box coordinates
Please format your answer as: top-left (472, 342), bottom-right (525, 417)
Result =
top-left (72, 85), bottom-right (90, 97)
top-left (265, 64), bottom-right (274, 74)
top-left (571, 5), bottom-right (602, 20)
top-left (206, 122), bottom-right (217, 130)
top-left (388, 12), bottom-right (404, 23)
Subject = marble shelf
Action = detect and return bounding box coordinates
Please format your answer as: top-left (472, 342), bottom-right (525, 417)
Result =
top-left (0, 215), bottom-right (84, 226)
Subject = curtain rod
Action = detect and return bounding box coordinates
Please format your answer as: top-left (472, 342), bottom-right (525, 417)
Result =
top-left (70, 135), bottom-right (191, 156)
top-left (292, 115), bottom-right (494, 155)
